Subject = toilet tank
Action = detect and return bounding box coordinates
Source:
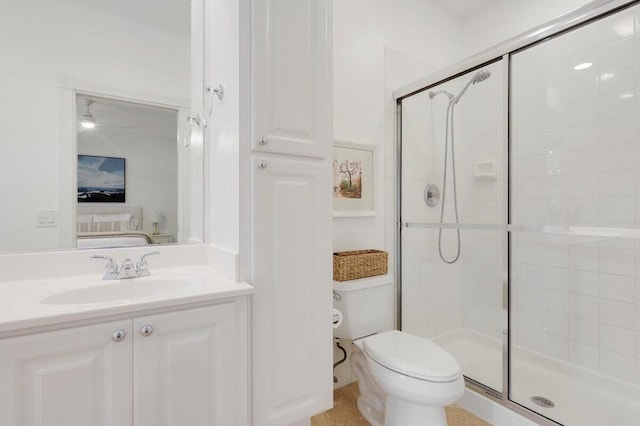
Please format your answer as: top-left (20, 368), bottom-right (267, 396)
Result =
top-left (333, 275), bottom-right (394, 340)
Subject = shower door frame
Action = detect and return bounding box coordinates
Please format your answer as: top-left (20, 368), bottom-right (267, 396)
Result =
top-left (394, 1), bottom-right (639, 424)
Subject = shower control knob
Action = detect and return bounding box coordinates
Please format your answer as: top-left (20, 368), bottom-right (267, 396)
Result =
top-left (257, 160), bottom-right (267, 169)
top-left (258, 137), bottom-right (268, 146)
top-left (424, 184), bottom-right (440, 207)
top-left (140, 325), bottom-right (153, 337)
top-left (111, 329), bottom-right (126, 342)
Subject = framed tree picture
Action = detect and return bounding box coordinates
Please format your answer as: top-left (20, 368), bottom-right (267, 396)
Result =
top-left (333, 142), bottom-right (375, 217)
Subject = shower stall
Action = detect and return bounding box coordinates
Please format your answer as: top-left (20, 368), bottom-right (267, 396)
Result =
top-left (396, 1), bottom-right (640, 424)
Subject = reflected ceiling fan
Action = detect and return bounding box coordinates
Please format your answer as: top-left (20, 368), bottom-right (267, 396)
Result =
top-left (78, 98), bottom-right (140, 130)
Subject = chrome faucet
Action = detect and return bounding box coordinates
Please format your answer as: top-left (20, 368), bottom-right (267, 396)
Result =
top-left (91, 252), bottom-right (160, 280)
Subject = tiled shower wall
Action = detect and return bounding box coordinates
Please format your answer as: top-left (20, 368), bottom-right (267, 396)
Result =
top-left (401, 60), bottom-right (504, 341)
top-left (510, 5), bottom-right (640, 383)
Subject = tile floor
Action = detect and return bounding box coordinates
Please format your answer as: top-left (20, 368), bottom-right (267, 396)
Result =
top-left (311, 382), bottom-right (491, 426)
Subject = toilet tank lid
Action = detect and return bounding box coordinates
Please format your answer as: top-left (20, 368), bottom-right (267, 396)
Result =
top-left (363, 330), bottom-right (461, 382)
top-left (333, 274), bottom-right (393, 292)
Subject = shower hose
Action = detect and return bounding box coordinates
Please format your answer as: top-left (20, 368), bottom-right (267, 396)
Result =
top-left (438, 100), bottom-right (461, 264)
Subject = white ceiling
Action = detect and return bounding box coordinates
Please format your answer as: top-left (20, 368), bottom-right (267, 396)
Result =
top-left (430, 0), bottom-right (498, 20)
top-left (58, 0), bottom-right (191, 36)
top-left (77, 96), bottom-right (178, 144)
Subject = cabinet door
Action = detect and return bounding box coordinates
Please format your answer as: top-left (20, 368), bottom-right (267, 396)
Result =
top-left (252, 156), bottom-right (333, 425)
top-left (0, 321), bottom-right (132, 426)
top-left (252, 0), bottom-right (332, 159)
top-left (133, 303), bottom-right (238, 426)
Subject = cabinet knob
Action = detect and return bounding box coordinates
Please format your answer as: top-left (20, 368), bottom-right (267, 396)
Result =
top-left (112, 329), bottom-right (126, 342)
top-left (258, 137), bottom-right (268, 146)
top-left (140, 325), bottom-right (154, 337)
top-left (257, 160), bottom-right (267, 169)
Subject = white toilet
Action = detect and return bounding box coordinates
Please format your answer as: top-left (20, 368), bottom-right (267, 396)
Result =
top-left (334, 276), bottom-right (465, 426)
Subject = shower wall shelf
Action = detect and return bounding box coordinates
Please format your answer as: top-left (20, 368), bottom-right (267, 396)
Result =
top-left (472, 161), bottom-right (496, 180)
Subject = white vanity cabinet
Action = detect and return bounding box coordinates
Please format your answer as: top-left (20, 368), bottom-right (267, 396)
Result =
top-left (133, 303), bottom-right (239, 426)
top-left (0, 320), bottom-right (133, 426)
top-left (250, 0), bottom-right (333, 425)
top-left (0, 300), bottom-right (246, 426)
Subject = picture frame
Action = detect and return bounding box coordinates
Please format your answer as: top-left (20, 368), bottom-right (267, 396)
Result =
top-left (333, 142), bottom-right (375, 217)
top-left (77, 155), bottom-right (126, 203)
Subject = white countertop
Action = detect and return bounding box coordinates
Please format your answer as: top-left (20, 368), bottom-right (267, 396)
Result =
top-left (0, 265), bottom-right (253, 336)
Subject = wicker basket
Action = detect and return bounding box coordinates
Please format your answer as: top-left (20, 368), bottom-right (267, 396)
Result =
top-left (333, 250), bottom-right (388, 281)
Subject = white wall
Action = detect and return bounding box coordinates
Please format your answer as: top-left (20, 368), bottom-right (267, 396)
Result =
top-left (462, 0), bottom-right (593, 57)
top-left (333, 0), bottom-right (465, 257)
top-left (0, 0), bottom-right (189, 252)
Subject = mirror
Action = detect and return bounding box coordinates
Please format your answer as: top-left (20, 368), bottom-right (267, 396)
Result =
top-left (0, 0), bottom-right (203, 253)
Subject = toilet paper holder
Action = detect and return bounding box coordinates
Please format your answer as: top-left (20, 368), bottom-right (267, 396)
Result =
top-left (332, 308), bottom-right (343, 329)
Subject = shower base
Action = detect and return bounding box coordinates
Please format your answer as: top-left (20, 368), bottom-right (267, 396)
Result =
top-left (433, 329), bottom-right (640, 425)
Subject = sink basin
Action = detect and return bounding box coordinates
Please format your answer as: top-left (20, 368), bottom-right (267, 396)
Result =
top-left (42, 279), bottom-right (201, 305)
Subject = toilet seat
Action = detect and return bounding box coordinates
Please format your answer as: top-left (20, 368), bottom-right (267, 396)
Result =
top-left (363, 330), bottom-right (461, 383)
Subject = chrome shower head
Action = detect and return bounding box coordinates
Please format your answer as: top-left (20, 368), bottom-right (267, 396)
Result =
top-left (454, 69), bottom-right (491, 103)
top-left (472, 70), bottom-right (491, 84)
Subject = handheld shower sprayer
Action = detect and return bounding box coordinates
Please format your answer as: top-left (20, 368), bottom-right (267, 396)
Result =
top-left (454, 70), bottom-right (491, 103)
top-left (428, 69), bottom-right (491, 264)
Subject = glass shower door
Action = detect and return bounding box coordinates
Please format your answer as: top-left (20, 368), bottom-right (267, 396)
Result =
top-left (400, 59), bottom-right (506, 393)
top-left (509, 3), bottom-right (640, 424)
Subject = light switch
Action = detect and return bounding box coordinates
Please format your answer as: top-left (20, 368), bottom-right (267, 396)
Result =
top-left (36, 210), bottom-right (58, 227)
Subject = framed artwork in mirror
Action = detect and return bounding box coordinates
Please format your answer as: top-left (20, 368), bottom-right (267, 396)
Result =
top-left (333, 142), bottom-right (375, 217)
top-left (77, 155), bottom-right (126, 203)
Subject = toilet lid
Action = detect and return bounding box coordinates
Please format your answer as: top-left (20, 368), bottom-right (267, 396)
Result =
top-left (363, 330), bottom-right (461, 382)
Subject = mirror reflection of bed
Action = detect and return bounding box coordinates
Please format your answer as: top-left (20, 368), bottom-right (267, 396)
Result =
top-left (77, 206), bottom-right (155, 248)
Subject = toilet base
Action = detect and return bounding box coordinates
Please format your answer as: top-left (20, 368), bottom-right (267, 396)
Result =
top-left (385, 395), bottom-right (447, 426)
top-left (351, 346), bottom-right (385, 426)
top-left (356, 394), bottom-right (384, 426)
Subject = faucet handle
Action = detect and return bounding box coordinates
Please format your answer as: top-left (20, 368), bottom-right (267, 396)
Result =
top-left (91, 255), bottom-right (119, 278)
top-left (136, 251), bottom-right (160, 276)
